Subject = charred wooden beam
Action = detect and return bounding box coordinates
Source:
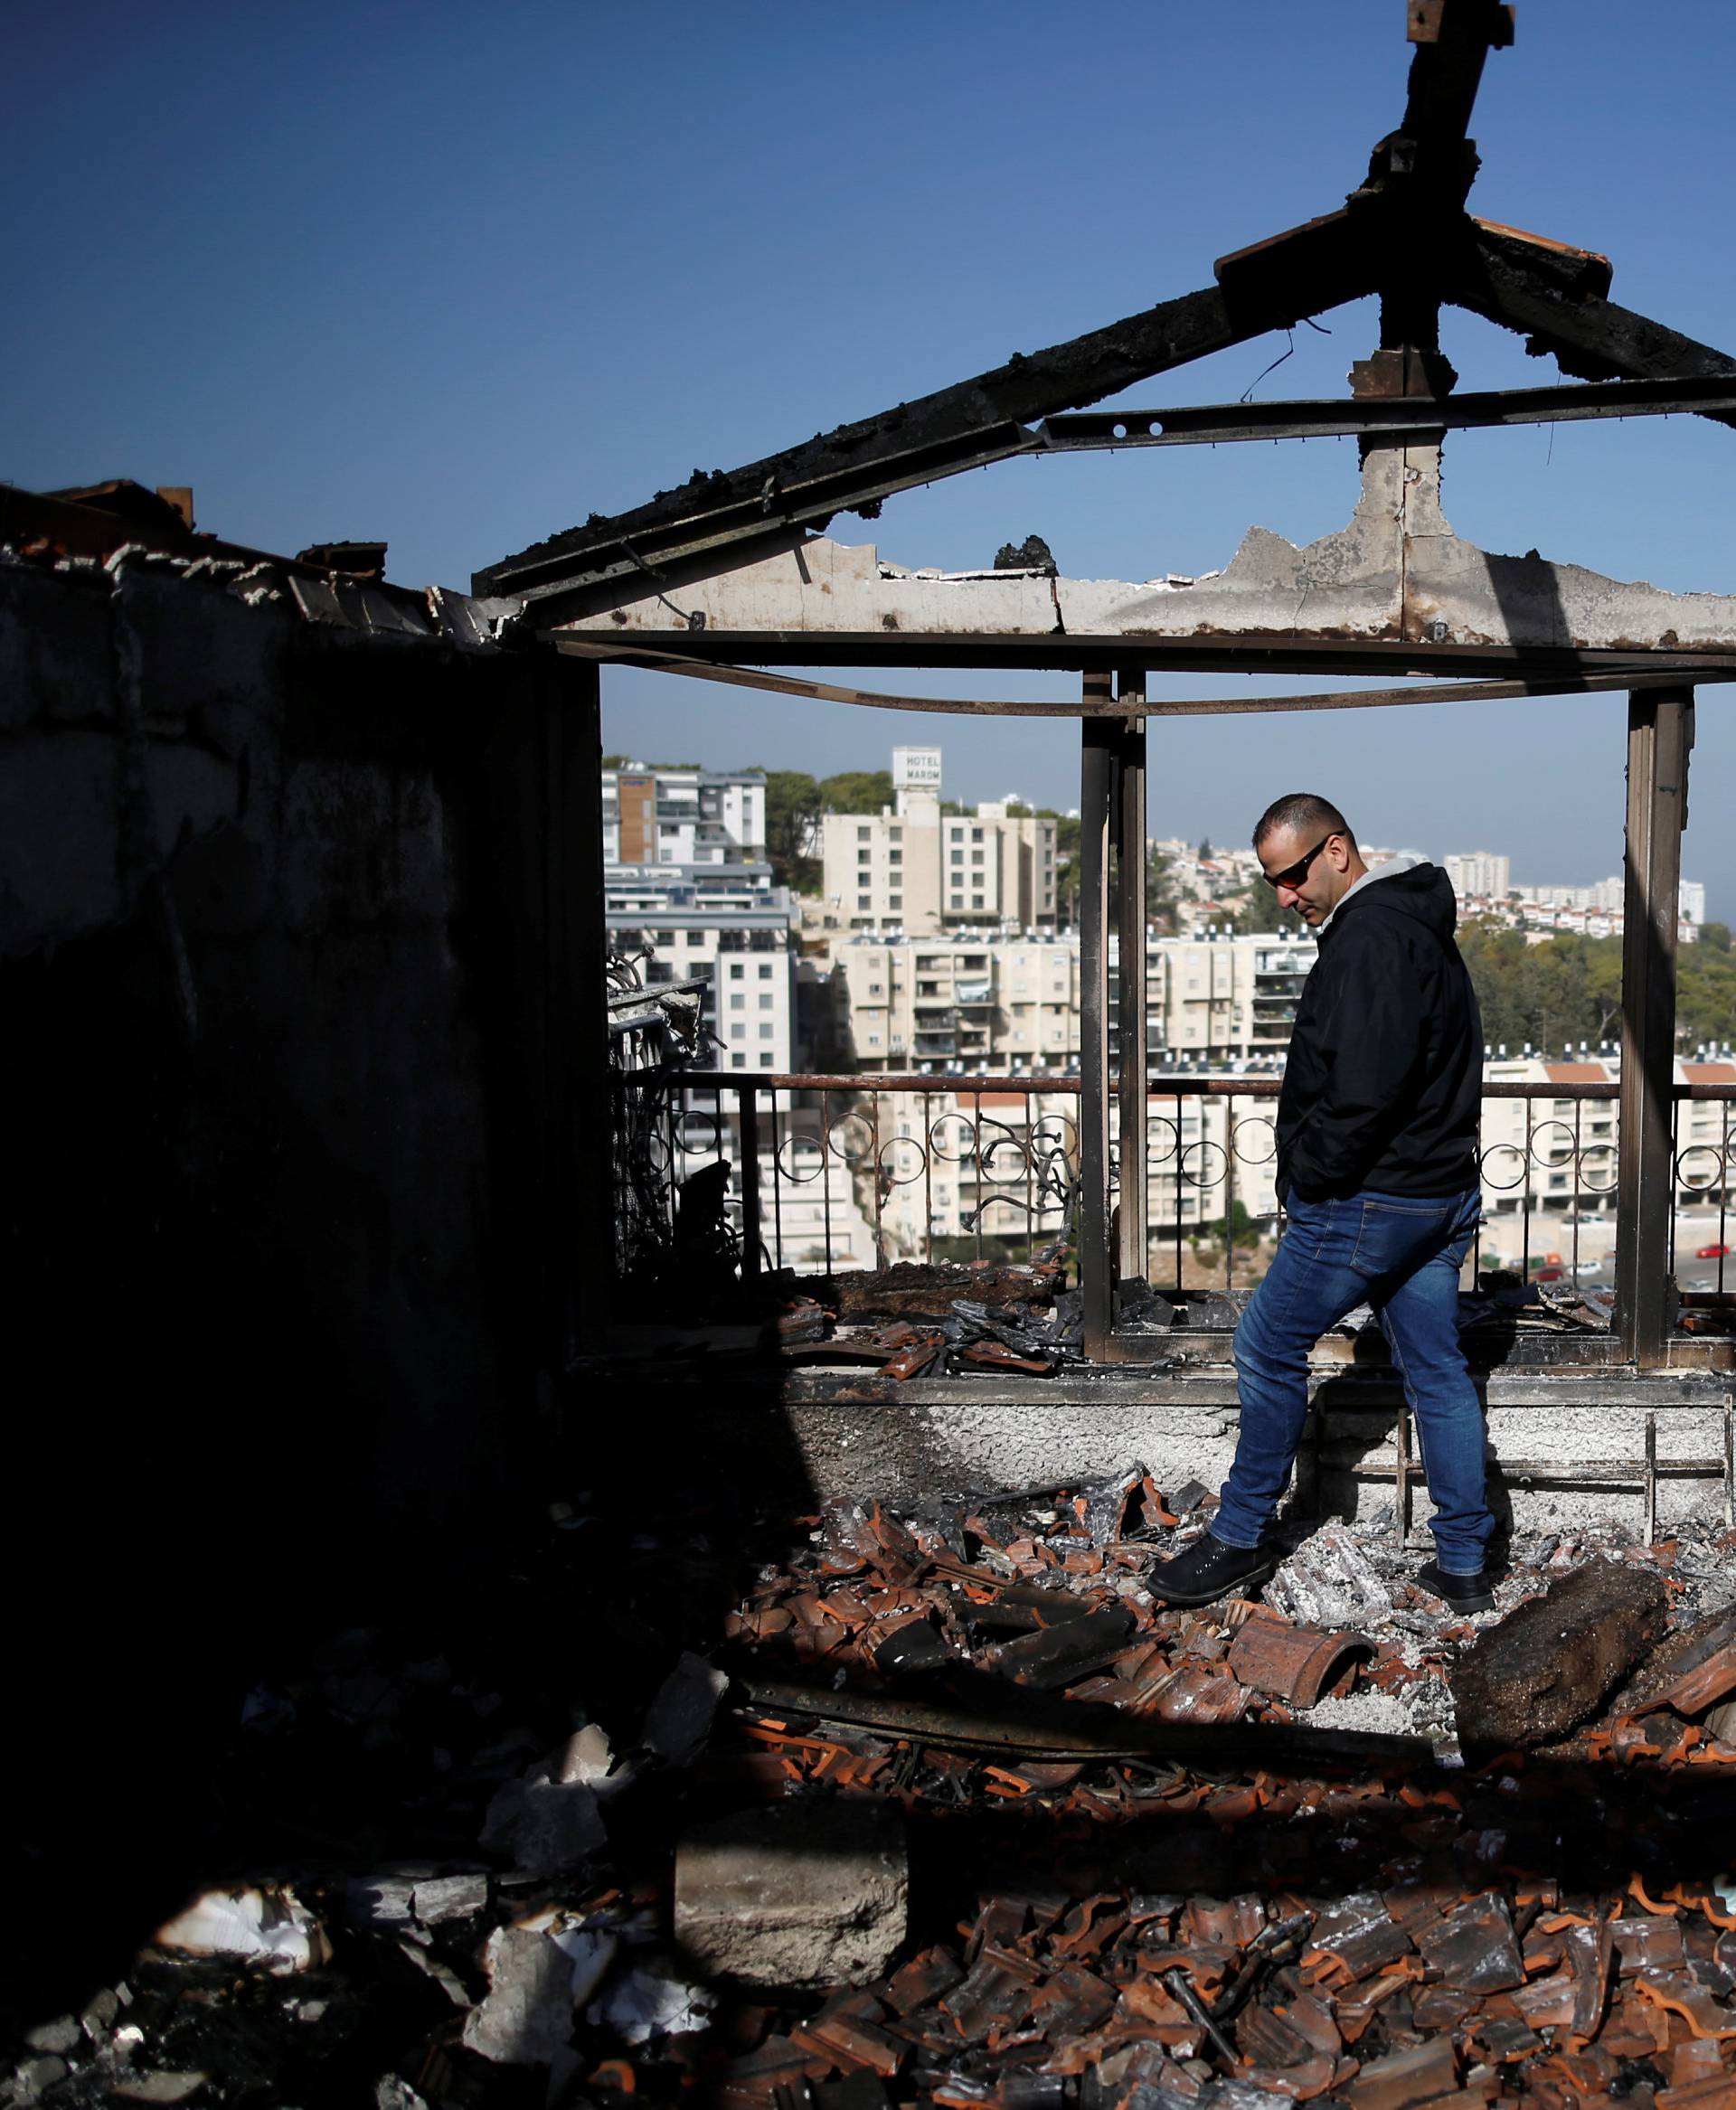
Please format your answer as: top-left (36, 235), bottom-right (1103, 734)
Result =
top-left (1615, 687), bottom-right (1695, 1366)
top-left (735, 1672), bottom-right (1436, 1772)
top-left (476, 214), bottom-right (1382, 615)
top-left (1079, 696), bottom-right (1116, 1361)
top-left (1113, 686), bottom-right (1148, 1286)
top-left (1447, 222), bottom-right (1736, 429)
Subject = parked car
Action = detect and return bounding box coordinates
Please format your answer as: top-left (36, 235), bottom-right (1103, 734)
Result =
top-left (1696, 1240), bottom-right (1731, 1258)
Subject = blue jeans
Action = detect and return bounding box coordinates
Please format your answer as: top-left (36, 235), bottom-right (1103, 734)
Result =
top-left (1214, 1186), bottom-right (1494, 1573)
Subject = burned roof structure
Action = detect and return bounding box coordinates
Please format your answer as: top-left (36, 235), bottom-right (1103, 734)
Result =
top-left (9, 10), bottom-right (1736, 2102)
top-left (473, 1), bottom-right (1733, 1414)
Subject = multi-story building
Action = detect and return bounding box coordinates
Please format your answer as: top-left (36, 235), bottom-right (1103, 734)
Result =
top-left (824, 929), bottom-right (1316, 1074)
top-left (818, 748), bottom-right (1058, 935)
top-left (603, 764), bottom-right (764, 868)
top-left (605, 867), bottom-right (799, 1073)
top-left (1448, 860), bottom-right (1706, 941)
top-left (604, 763), bottom-right (797, 1073)
top-left (1474, 1051), bottom-right (1733, 1248)
top-left (1444, 851), bottom-right (1512, 900)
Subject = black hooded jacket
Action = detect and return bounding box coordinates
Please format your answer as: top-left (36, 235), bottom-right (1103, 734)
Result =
top-left (1276, 862), bottom-right (1483, 1203)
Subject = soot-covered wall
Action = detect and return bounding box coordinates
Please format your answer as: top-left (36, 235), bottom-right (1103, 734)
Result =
top-left (2, 554), bottom-right (602, 1932)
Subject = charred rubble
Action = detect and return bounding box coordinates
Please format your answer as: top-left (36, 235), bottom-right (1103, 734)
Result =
top-left (7, 1478), bottom-right (1734, 2110)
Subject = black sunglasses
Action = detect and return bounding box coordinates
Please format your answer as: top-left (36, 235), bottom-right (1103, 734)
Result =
top-left (1261, 832), bottom-right (1338, 890)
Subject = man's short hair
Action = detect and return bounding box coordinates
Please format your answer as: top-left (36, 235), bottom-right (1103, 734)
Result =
top-left (1252, 792), bottom-right (1356, 854)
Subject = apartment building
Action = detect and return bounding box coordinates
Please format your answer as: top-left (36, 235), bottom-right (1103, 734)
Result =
top-left (819, 747), bottom-right (1058, 935)
top-left (605, 868), bottom-right (799, 1073)
top-left (826, 930), bottom-right (1316, 1073)
top-left (1476, 1050), bottom-right (1733, 1223)
top-left (1443, 851), bottom-right (1512, 900)
top-left (603, 764), bottom-right (764, 868)
top-left (604, 762), bottom-right (797, 1073)
top-left (1448, 860), bottom-right (1706, 941)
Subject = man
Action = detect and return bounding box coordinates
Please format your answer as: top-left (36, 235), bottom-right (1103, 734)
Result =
top-left (1149, 794), bottom-right (1497, 1613)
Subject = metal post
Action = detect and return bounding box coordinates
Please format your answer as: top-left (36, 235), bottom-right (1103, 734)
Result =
top-left (740, 1081), bottom-right (761, 1281)
top-left (1114, 676), bottom-right (1148, 1286)
top-left (1615, 686), bottom-right (1694, 1367)
top-left (1080, 682), bottom-right (1116, 1360)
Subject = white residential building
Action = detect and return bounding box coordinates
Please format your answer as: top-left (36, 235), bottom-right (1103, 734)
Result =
top-left (819, 747), bottom-right (1058, 936)
top-left (602, 764), bottom-right (765, 868)
top-left (821, 928), bottom-right (1316, 1074)
top-left (603, 761), bottom-right (797, 1073)
top-left (1444, 851), bottom-right (1512, 900)
top-left (605, 870), bottom-right (799, 1074)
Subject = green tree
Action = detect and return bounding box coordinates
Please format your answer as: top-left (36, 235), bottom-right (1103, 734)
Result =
top-left (1702, 920), bottom-right (1731, 954)
top-left (1145, 846), bottom-right (1179, 934)
top-left (760, 768), bottom-right (822, 891)
top-left (1231, 886), bottom-right (1299, 937)
top-left (818, 769), bottom-right (895, 815)
top-left (1198, 837), bottom-right (1213, 862)
top-left (1052, 813), bottom-right (1082, 924)
top-left (1680, 938), bottom-right (1736, 1046)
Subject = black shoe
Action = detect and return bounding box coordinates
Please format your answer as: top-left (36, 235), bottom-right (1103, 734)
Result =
top-left (1147, 1531), bottom-right (1278, 1607)
top-left (1417, 1559), bottom-right (1496, 1615)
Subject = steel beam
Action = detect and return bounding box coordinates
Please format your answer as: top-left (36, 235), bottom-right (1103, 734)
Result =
top-left (740, 1080), bottom-right (762, 1282)
top-left (1113, 681), bottom-right (1148, 1286)
top-left (1615, 686), bottom-right (1695, 1366)
top-left (1079, 685), bottom-right (1116, 1360)
top-left (1033, 373), bottom-right (1736, 452)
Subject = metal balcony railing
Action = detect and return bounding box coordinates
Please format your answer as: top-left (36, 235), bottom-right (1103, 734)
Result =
top-left (615, 1070), bottom-right (1735, 1314)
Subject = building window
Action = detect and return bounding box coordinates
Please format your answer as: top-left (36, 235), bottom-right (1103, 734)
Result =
top-left (731, 1052), bottom-right (747, 1069)
top-left (889, 895), bottom-right (901, 911)
top-left (859, 849), bottom-right (872, 865)
top-left (758, 963), bottom-right (773, 978)
top-left (857, 824), bottom-right (871, 839)
top-left (759, 994), bottom-right (774, 1010)
top-left (888, 849), bottom-right (901, 865)
top-left (759, 1024), bottom-right (773, 1040)
top-left (972, 895), bottom-right (985, 909)
top-left (971, 828), bottom-right (984, 843)
top-left (951, 850), bottom-right (965, 866)
top-left (971, 850), bottom-right (985, 866)
top-left (729, 963), bottom-right (744, 979)
top-left (730, 994), bottom-right (745, 1010)
top-left (760, 1050), bottom-right (773, 1066)
top-left (858, 894), bottom-right (873, 910)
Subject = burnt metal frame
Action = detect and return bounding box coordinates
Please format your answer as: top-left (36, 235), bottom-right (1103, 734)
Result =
top-left (1076, 675), bottom-right (1699, 1367)
top-left (515, 2), bottom-right (1731, 1371)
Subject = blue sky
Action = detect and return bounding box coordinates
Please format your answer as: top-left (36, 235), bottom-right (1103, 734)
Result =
top-left (5, 4), bottom-right (1734, 917)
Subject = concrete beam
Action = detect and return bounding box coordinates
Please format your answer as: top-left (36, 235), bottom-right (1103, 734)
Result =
top-left (557, 441), bottom-right (1736, 661)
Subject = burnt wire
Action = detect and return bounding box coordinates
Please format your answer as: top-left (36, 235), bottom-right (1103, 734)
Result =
top-left (1239, 316), bottom-right (1332, 404)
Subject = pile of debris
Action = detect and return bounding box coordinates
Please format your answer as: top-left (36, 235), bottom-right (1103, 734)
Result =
top-left (6, 1491), bottom-right (1735, 2108)
top-left (776, 1262), bottom-right (1077, 1378)
top-left (723, 1476), bottom-right (1736, 1772)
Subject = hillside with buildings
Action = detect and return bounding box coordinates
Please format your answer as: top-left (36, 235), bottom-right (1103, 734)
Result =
top-left (603, 746), bottom-right (1732, 1273)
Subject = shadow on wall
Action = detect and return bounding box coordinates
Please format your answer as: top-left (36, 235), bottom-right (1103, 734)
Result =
top-left (1, 560), bottom-right (606, 2020)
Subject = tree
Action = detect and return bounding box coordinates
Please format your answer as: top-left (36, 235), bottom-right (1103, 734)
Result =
top-left (1232, 892), bottom-right (1304, 937)
top-left (1145, 845), bottom-right (1180, 934)
top-left (1679, 937), bottom-right (1736, 1047)
top-left (760, 768), bottom-right (822, 891)
top-left (1198, 837), bottom-right (1213, 862)
top-left (818, 769), bottom-right (894, 815)
top-left (1052, 813), bottom-right (1082, 924)
top-left (1703, 920), bottom-right (1731, 955)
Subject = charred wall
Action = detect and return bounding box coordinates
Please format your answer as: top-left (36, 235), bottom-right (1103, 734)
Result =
top-left (1, 555), bottom-right (603, 1957)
